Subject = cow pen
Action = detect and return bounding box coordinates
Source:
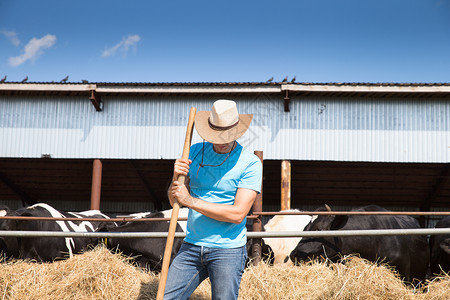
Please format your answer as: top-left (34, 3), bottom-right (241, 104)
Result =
top-left (2, 210), bottom-right (450, 256)
top-left (2, 200), bottom-right (450, 269)
top-left (1, 208), bottom-right (450, 297)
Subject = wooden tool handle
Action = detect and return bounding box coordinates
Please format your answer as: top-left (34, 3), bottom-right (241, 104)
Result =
top-left (156, 106), bottom-right (196, 300)
top-left (176, 107), bottom-right (196, 186)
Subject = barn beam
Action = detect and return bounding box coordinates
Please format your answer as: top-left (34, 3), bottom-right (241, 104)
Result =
top-left (90, 90), bottom-right (103, 112)
top-left (130, 161), bottom-right (162, 211)
top-left (281, 160), bottom-right (291, 210)
top-left (251, 151), bottom-right (264, 266)
top-left (0, 171), bottom-right (37, 206)
top-left (283, 89), bottom-right (290, 112)
top-left (90, 159), bottom-right (103, 210)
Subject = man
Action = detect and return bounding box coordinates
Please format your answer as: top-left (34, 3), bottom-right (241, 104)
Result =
top-left (165, 99), bottom-right (262, 300)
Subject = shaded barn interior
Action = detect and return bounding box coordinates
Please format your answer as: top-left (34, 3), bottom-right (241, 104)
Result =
top-left (0, 158), bottom-right (449, 227)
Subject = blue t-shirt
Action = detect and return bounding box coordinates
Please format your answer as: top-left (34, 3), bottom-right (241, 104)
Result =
top-left (185, 141), bottom-right (262, 248)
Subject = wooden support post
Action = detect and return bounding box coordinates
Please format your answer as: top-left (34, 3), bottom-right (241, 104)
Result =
top-left (251, 150), bottom-right (263, 266)
top-left (90, 159), bottom-right (102, 210)
top-left (281, 160), bottom-right (291, 211)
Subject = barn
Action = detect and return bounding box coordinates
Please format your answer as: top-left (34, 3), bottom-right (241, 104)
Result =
top-left (1, 81), bottom-right (449, 227)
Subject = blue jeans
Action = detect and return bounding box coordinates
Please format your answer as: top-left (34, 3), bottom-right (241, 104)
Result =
top-left (164, 242), bottom-right (247, 300)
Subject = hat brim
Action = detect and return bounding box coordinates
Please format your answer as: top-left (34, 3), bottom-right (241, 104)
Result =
top-left (195, 111), bottom-right (253, 144)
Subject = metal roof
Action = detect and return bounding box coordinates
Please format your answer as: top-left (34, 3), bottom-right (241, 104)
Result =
top-left (1, 81), bottom-right (450, 98)
top-left (2, 81), bottom-right (450, 85)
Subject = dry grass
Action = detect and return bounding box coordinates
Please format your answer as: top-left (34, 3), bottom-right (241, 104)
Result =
top-left (237, 256), bottom-right (416, 300)
top-left (418, 272), bottom-right (450, 300)
top-left (0, 247), bottom-right (448, 300)
top-left (0, 246), bottom-right (157, 300)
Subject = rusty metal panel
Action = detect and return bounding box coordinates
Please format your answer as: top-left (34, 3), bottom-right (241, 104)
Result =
top-left (1, 94), bottom-right (449, 162)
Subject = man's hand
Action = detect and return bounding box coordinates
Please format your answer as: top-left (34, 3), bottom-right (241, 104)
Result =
top-left (170, 180), bottom-right (198, 208)
top-left (168, 158), bottom-right (193, 207)
top-left (173, 158), bottom-right (191, 181)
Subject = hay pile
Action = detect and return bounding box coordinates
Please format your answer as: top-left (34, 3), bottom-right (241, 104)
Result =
top-left (0, 246), bottom-right (157, 299)
top-left (0, 247), bottom-right (449, 299)
top-left (239, 257), bottom-right (414, 300)
top-left (420, 274), bottom-right (450, 300)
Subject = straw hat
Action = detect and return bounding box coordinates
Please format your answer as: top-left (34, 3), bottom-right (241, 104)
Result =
top-left (195, 100), bottom-right (253, 144)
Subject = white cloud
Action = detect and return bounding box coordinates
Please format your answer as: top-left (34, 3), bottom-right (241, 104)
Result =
top-left (8, 34), bottom-right (56, 67)
top-left (0, 29), bottom-right (21, 46)
top-left (102, 34), bottom-right (141, 57)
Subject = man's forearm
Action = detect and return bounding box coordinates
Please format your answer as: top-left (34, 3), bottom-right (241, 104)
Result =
top-left (188, 198), bottom-right (249, 224)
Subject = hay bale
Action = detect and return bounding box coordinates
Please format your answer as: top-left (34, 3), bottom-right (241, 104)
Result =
top-left (2, 248), bottom-right (449, 300)
top-left (0, 246), bottom-right (210, 300)
top-left (238, 255), bottom-right (416, 300)
top-left (0, 246), bottom-right (157, 300)
top-left (420, 274), bottom-right (450, 300)
top-left (166, 255), bottom-right (418, 299)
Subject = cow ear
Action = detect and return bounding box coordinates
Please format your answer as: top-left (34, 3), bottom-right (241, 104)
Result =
top-left (330, 215), bottom-right (349, 230)
top-left (440, 238), bottom-right (450, 255)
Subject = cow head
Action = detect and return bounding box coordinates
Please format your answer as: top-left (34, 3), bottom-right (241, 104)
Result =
top-left (0, 205), bottom-right (9, 217)
top-left (289, 205), bottom-right (349, 265)
top-left (246, 238), bottom-right (274, 266)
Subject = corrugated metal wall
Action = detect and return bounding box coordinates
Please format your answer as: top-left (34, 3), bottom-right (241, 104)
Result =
top-left (249, 96), bottom-right (450, 162)
top-left (1, 94), bottom-right (449, 162)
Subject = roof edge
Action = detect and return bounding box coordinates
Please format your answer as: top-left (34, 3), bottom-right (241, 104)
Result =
top-left (1, 82), bottom-right (450, 96)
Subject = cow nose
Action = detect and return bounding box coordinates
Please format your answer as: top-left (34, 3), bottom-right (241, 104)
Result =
top-left (289, 252), bottom-right (299, 265)
top-left (290, 251), bottom-right (308, 266)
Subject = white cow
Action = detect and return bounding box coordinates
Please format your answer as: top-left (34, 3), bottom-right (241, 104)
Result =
top-left (263, 209), bottom-right (312, 265)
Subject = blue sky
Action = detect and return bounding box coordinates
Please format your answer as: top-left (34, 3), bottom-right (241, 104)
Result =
top-left (0, 0), bottom-right (449, 83)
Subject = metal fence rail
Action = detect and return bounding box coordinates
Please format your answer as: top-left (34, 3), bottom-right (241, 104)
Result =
top-left (1, 228), bottom-right (450, 239)
top-left (255, 211), bottom-right (450, 216)
top-left (0, 210), bottom-right (449, 223)
top-left (0, 216), bottom-right (190, 222)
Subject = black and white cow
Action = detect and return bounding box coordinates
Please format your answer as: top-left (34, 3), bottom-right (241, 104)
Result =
top-left (289, 205), bottom-right (430, 283)
top-left (0, 203), bottom-right (113, 262)
top-left (97, 207), bottom-right (189, 272)
top-left (430, 216), bottom-right (450, 275)
top-left (262, 209), bottom-right (312, 265)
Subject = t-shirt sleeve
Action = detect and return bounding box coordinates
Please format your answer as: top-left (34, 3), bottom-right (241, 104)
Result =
top-left (237, 156), bottom-right (262, 193)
